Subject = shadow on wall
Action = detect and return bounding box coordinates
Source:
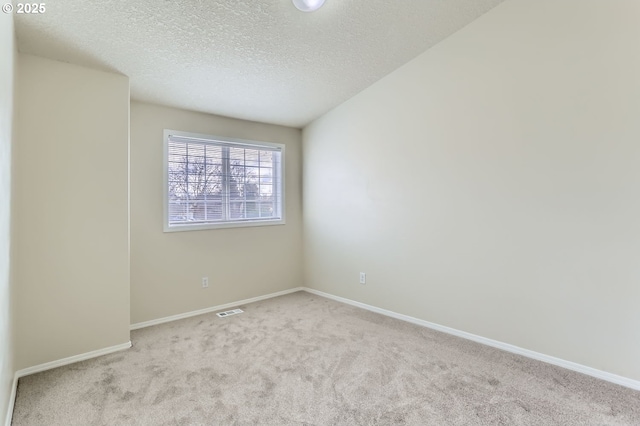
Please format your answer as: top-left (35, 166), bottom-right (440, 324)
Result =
top-left (16, 19), bottom-right (121, 74)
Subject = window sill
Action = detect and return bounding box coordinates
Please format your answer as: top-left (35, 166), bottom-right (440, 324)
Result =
top-left (163, 218), bottom-right (286, 233)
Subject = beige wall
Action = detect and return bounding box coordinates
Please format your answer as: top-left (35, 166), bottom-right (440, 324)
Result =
top-left (303, 0), bottom-right (640, 381)
top-left (0, 11), bottom-right (15, 424)
top-left (14, 55), bottom-right (130, 370)
top-left (130, 102), bottom-right (302, 324)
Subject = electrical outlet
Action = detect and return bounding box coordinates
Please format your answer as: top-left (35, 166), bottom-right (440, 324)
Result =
top-left (359, 272), bottom-right (366, 285)
top-left (202, 277), bottom-right (209, 288)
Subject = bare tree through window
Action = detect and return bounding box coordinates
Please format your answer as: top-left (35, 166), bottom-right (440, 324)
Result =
top-left (165, 133), bottom-right (282, 230)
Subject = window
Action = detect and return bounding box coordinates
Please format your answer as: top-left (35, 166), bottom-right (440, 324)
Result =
top-left (164, 130), bottom-right (285, 232)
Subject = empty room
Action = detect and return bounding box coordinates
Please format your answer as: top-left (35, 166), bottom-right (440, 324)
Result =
top-left (1, 0), bottom-right (640, 424)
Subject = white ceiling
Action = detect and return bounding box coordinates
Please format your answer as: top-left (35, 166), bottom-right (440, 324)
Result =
top-left (15, 0), bottom-right (504, 128)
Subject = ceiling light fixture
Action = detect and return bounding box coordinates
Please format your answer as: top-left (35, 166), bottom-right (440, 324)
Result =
top-left (292, 0), bottom-right (326, 12)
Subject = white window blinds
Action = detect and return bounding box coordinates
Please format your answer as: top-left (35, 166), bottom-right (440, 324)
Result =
top-left (164, 131), bottom-right (284, 231)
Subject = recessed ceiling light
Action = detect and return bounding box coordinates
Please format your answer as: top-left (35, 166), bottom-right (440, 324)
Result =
top-left (292, 0), bottom-right (326, 12)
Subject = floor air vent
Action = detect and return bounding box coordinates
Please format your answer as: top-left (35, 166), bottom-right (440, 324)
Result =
top-left (216, 308), bottom-right (243, 318)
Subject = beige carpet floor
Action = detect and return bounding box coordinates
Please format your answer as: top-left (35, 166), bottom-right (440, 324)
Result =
top-left (12, 291), bottom-right (640, 425)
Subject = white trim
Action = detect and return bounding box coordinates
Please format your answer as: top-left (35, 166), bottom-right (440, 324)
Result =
top-left (4, 373), bottom-right (18, 426)
top-left (164, 218), bottom-right (285, 233)
top-left (130, 287), bottom-right (304, 330)
top-left (14, 341), bottom-right (132, 379)
top-left (301, 287), bottom-right (640, 392)
top-left (5, 341), bottom-right (132, 426)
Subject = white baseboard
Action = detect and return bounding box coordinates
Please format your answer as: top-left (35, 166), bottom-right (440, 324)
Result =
top-left (301, 287), bottom-right (640, 392)
top-left (130, 287), bottom-right (304, 330)
top-left (6, 341), bottom-right (132, 426)
top-left (4, 373), bottom-right (18, 426)
top-left (15, 341), bottom-right (132, 379)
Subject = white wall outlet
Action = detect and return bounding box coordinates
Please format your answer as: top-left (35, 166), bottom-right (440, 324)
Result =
top-left (202, 277), bottom-right (209, 288)
top-left (359, 272), bottom-right (366, 285)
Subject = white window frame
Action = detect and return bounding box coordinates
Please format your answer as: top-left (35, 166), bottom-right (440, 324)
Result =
top-left (163, 129), bottom-right (286, 232)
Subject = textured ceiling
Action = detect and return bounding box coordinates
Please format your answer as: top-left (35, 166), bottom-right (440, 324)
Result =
top-left (15, 0), bottom-right (504, 127)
